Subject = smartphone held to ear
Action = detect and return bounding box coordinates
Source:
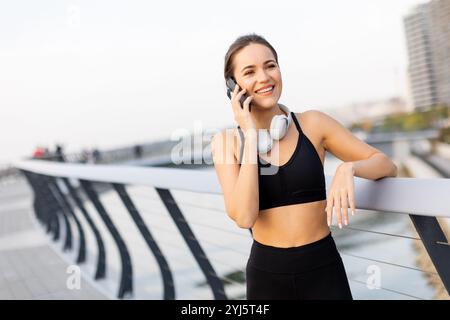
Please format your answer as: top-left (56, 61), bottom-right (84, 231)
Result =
top-left (226, 78), bottom-right (252, 112)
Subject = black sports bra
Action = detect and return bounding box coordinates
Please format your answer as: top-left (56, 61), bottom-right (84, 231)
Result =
top-left (237, 111), bottom-right (326, 211)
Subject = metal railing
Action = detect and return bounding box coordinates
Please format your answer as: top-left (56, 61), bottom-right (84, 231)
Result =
top-left (13, 159), bottom-right (450, 300)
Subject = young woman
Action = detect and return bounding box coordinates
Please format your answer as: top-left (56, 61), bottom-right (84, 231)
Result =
top-left (211, 34), bottom-right (397, 300)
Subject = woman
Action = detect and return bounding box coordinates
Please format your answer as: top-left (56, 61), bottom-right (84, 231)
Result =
top-left (211, 34), bottom-right (397, 300)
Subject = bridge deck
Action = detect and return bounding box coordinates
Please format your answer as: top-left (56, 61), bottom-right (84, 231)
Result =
top-left (0, 178), bottom-right (107, 299)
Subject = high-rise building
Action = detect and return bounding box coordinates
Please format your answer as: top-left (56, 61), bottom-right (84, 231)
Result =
top-left (429, 0), bottom-right (450, 107)
top-left (404, 0), bottom-right (449, 111)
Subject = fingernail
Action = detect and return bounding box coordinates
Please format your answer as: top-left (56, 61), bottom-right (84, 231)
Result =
top-left (345, 220), bottom-right (348, 226)
top-left (327, 220), bottom-right (330, 227)
top-left (338, 223), bottom-right (342, 229)
top-left (351, 210), bottom-right (355, 215)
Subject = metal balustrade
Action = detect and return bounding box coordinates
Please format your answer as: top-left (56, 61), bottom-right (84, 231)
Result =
top-left (13, 159), bottom-right (450, 300)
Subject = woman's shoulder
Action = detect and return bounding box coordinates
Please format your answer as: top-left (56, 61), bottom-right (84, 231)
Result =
top-left (294, 109), bottom-right (328, 121)
top-left (212, 127), bottom-right (239, 143)
top-left (294, 109), bottom-right (330, 146)
top-left (211, 127), bottom-right (240, 161)
top-left (294, 109), bottom-right (332, 128)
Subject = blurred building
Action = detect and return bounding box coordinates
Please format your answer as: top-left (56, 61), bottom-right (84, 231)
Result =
top-left (323, 97), bottom-right (409, 127)
top-left (404, 2), bottom-right (438, 110)
top-left (404, 0), bottom-right (450, 111)
top-left (429, 0), bottom-right (450, 108)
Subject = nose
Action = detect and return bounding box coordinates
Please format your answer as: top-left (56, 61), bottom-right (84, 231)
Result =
top-left (255, 68), bottom-right (271, 83)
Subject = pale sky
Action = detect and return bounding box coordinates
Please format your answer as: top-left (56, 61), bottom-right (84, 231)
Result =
top-left (0, 0), bottom-right (427, 165)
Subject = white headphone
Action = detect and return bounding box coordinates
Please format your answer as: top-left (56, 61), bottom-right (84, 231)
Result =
top-left (257, 103), bottom-right (292, 154)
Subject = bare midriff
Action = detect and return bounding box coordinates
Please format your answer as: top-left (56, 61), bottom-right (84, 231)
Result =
top-left (252, 200), bottom-right (330, 248)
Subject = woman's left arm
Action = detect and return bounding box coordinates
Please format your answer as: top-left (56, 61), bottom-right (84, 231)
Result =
top-left (346, 152), bottom-right (398, 180)
top-left (307, 110), bottom-right (398, 228)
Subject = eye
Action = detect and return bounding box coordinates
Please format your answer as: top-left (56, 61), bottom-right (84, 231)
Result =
top-left (244, 64), bottom-right (276, 76)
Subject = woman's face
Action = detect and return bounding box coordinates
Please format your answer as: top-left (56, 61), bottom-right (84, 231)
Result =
top-left (232, 43), bottom-right (282, 110)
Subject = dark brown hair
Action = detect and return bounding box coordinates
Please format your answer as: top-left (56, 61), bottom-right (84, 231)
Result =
top-left (223, 33), bottom-right (279, 81)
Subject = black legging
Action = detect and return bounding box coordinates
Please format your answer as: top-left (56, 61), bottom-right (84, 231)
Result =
top-left (246, 232), bottom-right (353, 300)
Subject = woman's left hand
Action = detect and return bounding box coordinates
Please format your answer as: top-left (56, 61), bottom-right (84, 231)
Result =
top-left (325, 162), bottom-right (356, 228)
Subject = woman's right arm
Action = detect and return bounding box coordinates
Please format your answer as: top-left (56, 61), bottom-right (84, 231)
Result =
top-left (211, 129), bottom-right (259, 229)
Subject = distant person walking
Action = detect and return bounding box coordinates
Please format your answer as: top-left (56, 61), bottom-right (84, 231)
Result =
top-left (92, 148), bottom-right (101, 163)
top-left (134, 144), bottom-right (143, 159)
top-left (32, 146), bottom-right (45, 159)
top-left (54, 144), bottom-right (65, 162)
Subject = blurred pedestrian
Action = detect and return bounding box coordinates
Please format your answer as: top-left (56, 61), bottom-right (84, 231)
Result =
top-left (134, 144), bottom-right (143, 159)
top-left (92, 148), bottom-right (101, 163)
top-left (54, 144), bottom-right (65, 162)
top-left (32, 146), bottom-right (45, 159)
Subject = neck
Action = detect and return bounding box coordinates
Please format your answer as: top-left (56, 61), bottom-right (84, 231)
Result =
top-left (251, 103), bottom-right (286, 130)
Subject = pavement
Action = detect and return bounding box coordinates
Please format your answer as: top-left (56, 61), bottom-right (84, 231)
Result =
top-left (0, 177), bottom-right (107, 299)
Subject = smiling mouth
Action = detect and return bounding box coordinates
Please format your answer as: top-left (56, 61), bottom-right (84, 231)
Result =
top-left (255, 85), bottom-right (275, 95)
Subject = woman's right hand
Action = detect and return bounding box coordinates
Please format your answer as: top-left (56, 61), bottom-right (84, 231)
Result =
top-left (230, 84), bottom-right (256, 133)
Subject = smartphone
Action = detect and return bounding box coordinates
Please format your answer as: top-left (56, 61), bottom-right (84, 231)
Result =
top-left (226, 77), bottom-right (252, 112)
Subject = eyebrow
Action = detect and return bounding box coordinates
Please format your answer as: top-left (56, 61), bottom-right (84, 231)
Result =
top-left (241, 60), bottom-right (276, 73)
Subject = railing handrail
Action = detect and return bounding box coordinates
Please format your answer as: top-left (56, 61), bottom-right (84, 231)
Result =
top-left (14, 159), bottom-right (450, 218)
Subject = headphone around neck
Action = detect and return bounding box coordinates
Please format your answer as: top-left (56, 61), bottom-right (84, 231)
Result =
top-left (239, 103), bottom-right (293, 155)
